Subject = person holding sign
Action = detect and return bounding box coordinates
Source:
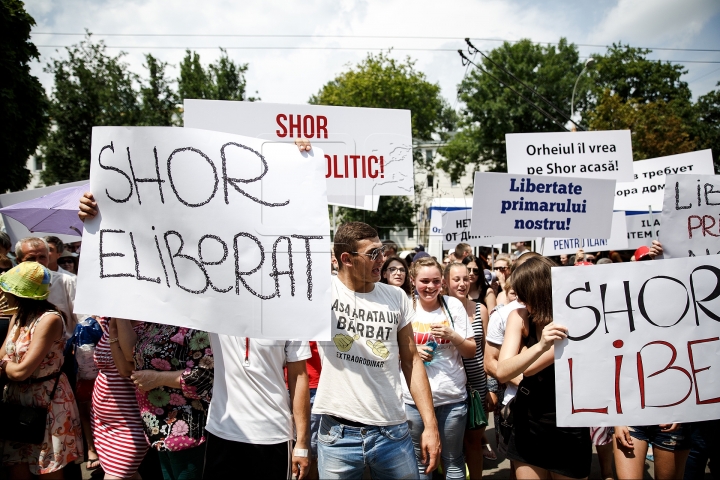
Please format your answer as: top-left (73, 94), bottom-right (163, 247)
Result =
top-left (497, 257), bottom-right (591, 479)
top-left (401, 257), bottom-right (476, 480)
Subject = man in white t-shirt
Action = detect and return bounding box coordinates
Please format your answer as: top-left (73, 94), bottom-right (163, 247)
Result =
top-left (313, 222), bottom-right (440, 479)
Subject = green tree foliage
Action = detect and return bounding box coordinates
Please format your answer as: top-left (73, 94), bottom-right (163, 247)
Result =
top-left (693, 83), bottom-right (720, 172)
top-left (438, 39), bottom-right (582, 178)
top-left (40, 35), bottom-right (140, 184)
top-left (138, 54), bottom-right (177, 126)
top-left (310, 51), bottom-right (449, 232)
top-left (177, 48), bottom-right (257, 107)
top-left (0, 0), bottom-right (48, 193)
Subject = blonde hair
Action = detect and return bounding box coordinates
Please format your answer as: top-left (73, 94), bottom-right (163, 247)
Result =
top-left (410, 256), bottom-right (444, 311)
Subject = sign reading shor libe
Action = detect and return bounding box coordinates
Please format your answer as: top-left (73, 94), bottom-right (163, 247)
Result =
top-left (74, 127), bottom-right (331, 340)
top-left (552, 257), bottom-right (720, 427)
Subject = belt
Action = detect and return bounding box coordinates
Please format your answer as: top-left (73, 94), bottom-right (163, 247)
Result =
top-left (20, 372), bottom-right (61, 385)
top-left (330, 415), bottom-right (367, 428)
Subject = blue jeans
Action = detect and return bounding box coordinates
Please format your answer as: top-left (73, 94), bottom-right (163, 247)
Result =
top-left (309, 388), bottom-right (320, 457)
top-left (405, 401), bottom-right (467, 480)
top-left (317, 415), bottom-right (419, 480)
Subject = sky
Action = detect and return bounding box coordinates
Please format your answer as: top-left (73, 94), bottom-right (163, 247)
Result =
top-left (24, 0), bottom-right (720, 109)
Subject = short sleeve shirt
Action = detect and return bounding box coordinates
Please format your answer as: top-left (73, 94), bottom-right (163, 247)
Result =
top-left (313, 277), bottom-right (414, 426)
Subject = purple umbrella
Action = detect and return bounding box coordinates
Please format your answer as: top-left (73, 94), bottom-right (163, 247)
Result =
top-left (0, 183), bottom-right (89, 237)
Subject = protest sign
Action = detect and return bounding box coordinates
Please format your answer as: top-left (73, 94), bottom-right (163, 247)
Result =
top-left (440, 209), bottom-right (529, 250)
top-left (183, 100), bottom-right (414, 209)
top-left (625, 212), bottom-right (661, 251)
top-left (659, 174), bottom-right (720, 259)
top-left (614, 150), bottom-right (715, 211)
top-left (74, 127), bottom-right (331, 340)
top-left (539, 211), bottom-right (628, 256)
top-left (470, 173), bottom-right (616, 239)
top-left (552, 256), bottom-right (720, 427)
top-left (506, 130), bottom-right (633, 182)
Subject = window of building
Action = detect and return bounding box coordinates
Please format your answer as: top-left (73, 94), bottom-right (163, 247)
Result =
top-left (425, 149), bottom-right (433, 163)
top-left (451, 177), bottom-right (458, 187)
top-left (407, 227), bottom-right (414, 239)
top-left (427, 174), bottom-right (434, 189)
top-left (34, 158), bottom-right (43, 171)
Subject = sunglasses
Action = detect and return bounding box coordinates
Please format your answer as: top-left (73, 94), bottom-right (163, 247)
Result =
top-left (468, 268), bottom-right (481, 275)
top-left (352, 245), bottom-right (387, 262)
top-left (494, 266), bottom-right (509, 272)
top-left (387, 267), bottom-right (407, 274)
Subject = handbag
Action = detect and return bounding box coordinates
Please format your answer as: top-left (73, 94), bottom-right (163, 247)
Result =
top-left (0, 372), bottom-right (61, 445)
top-left (439, 297), bottom-right (488, 430)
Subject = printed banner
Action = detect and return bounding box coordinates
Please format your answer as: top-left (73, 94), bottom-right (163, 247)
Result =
top-left (625, 212), bottom-right (661, 251)
top-left (553, 256), bottom-right (720, 427)
top-left (440, 209), bottom-right (530, 250)
top-left (614, 150), bottom-right (715, 211)
top-left (74, 127), bottom-right (331, 340)
top-left (470, 173), bottom-right (616, 239)
top-left (183, 100), bottom-right (414, 210)
top-left (506, 130), bottom-right (633, 182)
top-left (660, 174), bottom-right (720, 259)
top-left (539, 211), bottom-right (628, 256)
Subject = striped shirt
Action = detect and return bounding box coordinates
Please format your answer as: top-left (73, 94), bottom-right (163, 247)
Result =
top-left (462, 302), bottom-right (488, 403)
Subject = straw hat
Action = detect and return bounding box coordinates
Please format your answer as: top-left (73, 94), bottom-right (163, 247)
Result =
top-left (0, 262), bottom-right (51, 300)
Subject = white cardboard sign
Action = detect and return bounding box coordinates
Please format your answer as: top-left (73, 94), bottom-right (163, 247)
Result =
top-left (470, 173), bottom-right (616, 239)
top-left (74, 127), bottom-right (331, 340)
top-left (506, 130), bottom-right (633, 182)
top-left (440, 209), bottom-right (529, 250)
top-left (539, 211), bottom-right (628, 256)
top-left (625, 213), bottom-right (661, 251)
top-left (183, 100), bottom-right (414, 209)
top-left (552, 256), bottom-right (720, 427)
top-left (614, 150), bottom-right (715, 211)
top-left (659, 174), bottom-right (720, 259)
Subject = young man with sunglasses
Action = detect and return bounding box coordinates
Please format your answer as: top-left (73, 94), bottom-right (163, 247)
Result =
top-left (313, 221), bottom-right (440, 479)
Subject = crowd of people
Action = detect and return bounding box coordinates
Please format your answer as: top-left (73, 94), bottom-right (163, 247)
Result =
top-left (0, 202), bottom-right (718, 480)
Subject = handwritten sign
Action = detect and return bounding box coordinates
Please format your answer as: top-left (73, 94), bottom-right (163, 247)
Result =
top-left (539, 211), bottom-right (628, 256)
top-left (74, 127), bottom-right (331, 340)
top-left (506, 130), bottom-right (633, 182)
top-left (440, 209), bottom-right (529, 250)
top-left (183, 100), bottom-right (414, 210)
top-left (659, 174), bottom-right (720, 259)
top-left (470, 173), bottom-right (616, 239)
top-left (552, 256), bottom-right (720, 427)
top-left (625, 212), bottom-right (661, 251)
top-left (614, 150), bottom-right (715, 211)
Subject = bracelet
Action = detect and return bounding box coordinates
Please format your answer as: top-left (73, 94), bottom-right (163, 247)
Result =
top-left (293, 448), bottom-right (309, 458)
top-left (108, 337), bottom-right (119, 344)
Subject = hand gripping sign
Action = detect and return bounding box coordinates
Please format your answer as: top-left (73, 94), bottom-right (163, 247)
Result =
top-left (552, 257), bottom-right (720, 427)
top-left (183, 100), bottom-right (413, 210)
top-left (74, 127), bottom-right (331, 340)
top-left (506, 130), bottom-right (634, 182)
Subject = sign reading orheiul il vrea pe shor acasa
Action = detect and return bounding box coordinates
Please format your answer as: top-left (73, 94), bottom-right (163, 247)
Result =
top-left (506, 130), bottom-right (634, 182)
top-left (183, 100), bottom-right (414, 210)
top-left (74, 126), bottom-right (331, 341)
top-left (470, 172), bottom-right (616, 239)
top-left (552, 256), bottom-right (720, 427)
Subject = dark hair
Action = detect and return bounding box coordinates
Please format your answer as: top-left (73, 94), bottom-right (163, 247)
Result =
top-left (44, 236), bottom-right (64, 254)
top-left (0, 232), bottom-right (11, 251)
top-left (0, 255), bottom-right (12, 270)
top-left (462, 254), bottom-right (489, 305)
top-left (333, 222), bottom-right (378, 270)
top-left (14, 296), bottom-right (62, 328)
top-left (380, 256), bottom-right (412, 296)
top-left (511, 256), bottom-right (557, 326)
top-left (381, 239), bottom-right (398, 253)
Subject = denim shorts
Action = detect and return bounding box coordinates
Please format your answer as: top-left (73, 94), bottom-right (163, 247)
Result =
top-left (628, 425), bottom-right (692, 451)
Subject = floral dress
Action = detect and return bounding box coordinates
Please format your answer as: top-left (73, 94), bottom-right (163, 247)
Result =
top-left (133, 322), bottom-right (213, 451)
top-left (2, 311), bottom-right (83, 474)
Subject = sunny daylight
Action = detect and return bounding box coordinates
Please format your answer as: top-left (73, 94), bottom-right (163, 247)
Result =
top-left (0, 1), bottom-right (718, 479)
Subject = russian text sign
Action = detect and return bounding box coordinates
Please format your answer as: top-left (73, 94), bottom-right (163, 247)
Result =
top-left (553, 257), bottom-right (720, 427)
top-left (540, 211), bottom-right (628, 256)
top-left (470, 173), bottom-right (616, 239)
top-left (74, 127), bottom-right (331, 340)
top-left (506, 130), bottom-right (633, 182)
top-left (625, 213), bottom-right (661, 251)
top-left (614, 150), bottom-right (715, 211)
top-left (660, 174), bottom-right (720, 259)
top-left (183, 100), bottom-right (414, 210)
top-left (441, 209), bottom-right (529, 250)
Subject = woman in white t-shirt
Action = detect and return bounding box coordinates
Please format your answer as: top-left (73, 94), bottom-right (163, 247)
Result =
top-left (402, 257), bottom-right (476, 480)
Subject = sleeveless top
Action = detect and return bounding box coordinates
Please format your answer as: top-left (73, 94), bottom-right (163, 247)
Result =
top-left (462, 302), bottom-right (488, 403)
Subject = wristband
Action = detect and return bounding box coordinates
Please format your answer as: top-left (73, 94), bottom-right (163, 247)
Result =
top-left (108, 337), bottom-right (119, 344)
top-left (293, 448), bottom-right (309, 458)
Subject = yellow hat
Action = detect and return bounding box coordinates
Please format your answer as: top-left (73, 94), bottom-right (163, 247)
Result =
top-left (0, 262), bottom-right (51, 300)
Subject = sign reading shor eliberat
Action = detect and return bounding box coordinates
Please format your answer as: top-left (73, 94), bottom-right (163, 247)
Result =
top-left (184, 100), bottom-right (413, 211)
top-left (506, 130), bottom-right (634, 182)
top-left (659, 174), bottom-right (720, 259)
top-left (552, 257), bottom-right (720, 427)
top-left (470, 173), bottom-right (616, 239)
top-left (74, 127), bottom-right (331, 340)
